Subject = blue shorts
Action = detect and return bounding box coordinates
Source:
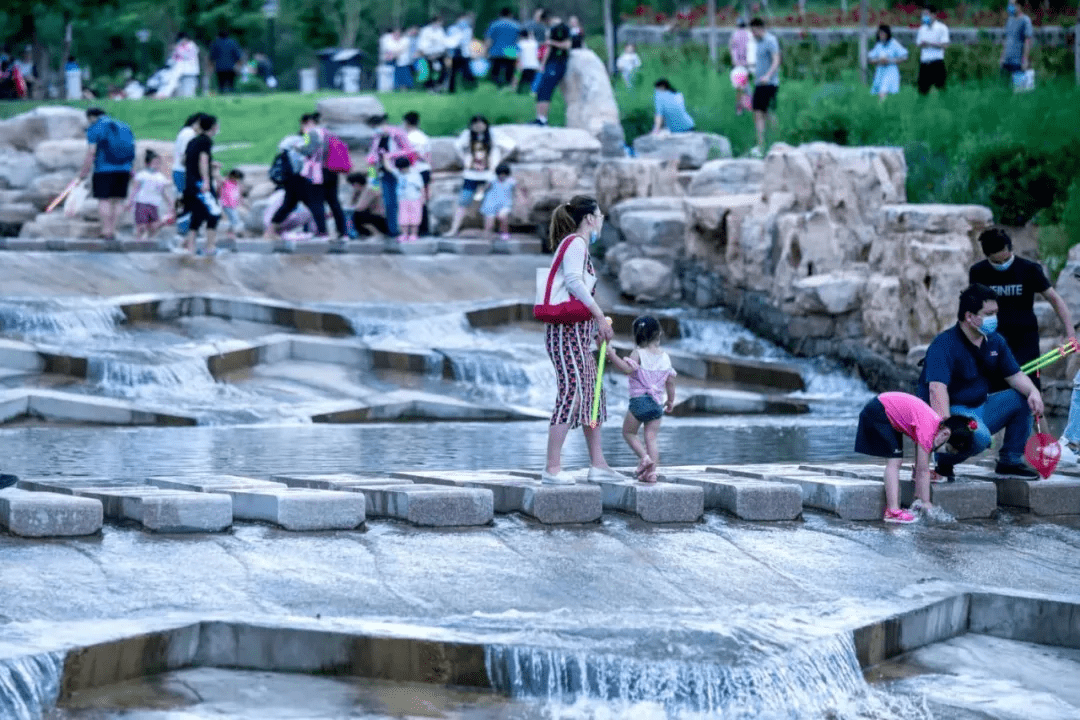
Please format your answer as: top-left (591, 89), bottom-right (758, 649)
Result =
top-left (535, 59), bottom-right (568, 102)
top-left (629, 395), bottom-right (664, 423)
top-left (458, 179), bottom-right (485, 207)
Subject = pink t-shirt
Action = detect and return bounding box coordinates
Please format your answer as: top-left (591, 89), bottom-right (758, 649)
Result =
top-left (878, 392), bottom-right (941, 452)
top-left (220, 180), bottom-right (241, 209)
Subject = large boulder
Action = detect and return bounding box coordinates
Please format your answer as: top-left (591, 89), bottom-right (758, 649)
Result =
top-left (562, 48), bottom-right (624, 155)
top-left (687, 159), bottom-right (764, 196)
top-left (496, 125), bottom-right (601, 164)
top-left (0, 146), bottom-right (40, 189)
top-left (862, 274), bottom-right (908, 353)
top-left (33, 139), bottom-right (86, 172)
top-left (618, 209), bottom-right (687, 251)
top-left (762, 142), bottom-right (906, 226)
top-left (683, 194), bottom-right (758, 266)
top-left (619, 257), bottom-right (676, 301)
top-left (899, 236), bottom-right (974, 343)
top-left (632, 132), bottom-right (732, 170)
top-left (609, 196), bottom-right (684, 229)
top-left (772, 208), bottom-right (867, 301)
top-left (25, 172), bottom-right (76, 210)
top-left (429, 136), bottom-right (461, 172)
top-left (0, 106), bottom-right (87, 152)
top-left (792, 270), bottom-right (868, 315)
top-left (315, 96), bottom-right (386, 125)
top-left (594, 158), bottom-right (681, 211)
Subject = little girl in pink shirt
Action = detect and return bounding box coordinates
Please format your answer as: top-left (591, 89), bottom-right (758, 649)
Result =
top-left (606, 315), bottom-right (677, 484)
top-left (855, 391), bottom-right (975, 523)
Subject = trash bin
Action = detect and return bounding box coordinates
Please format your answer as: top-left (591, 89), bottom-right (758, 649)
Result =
top-left (299, 67), bottom-right (317, 93)
top-left (65, 69), bottom-right (82, 100)
top-left (341, 65), bottom-right (360, 93)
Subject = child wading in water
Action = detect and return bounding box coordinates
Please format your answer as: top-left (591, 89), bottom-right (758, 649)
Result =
top-left (383, 154), bottom-right (425, 242)
top-left (125, 149), bottom-right (173, 242)
top-left (605, 315), bottom-right (677, 483)
top-left (480, 163), bottom-right (527, 241)
top-left (855, 391), bottom-right (975, 523)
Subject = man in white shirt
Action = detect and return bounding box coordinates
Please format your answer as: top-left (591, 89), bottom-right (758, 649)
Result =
top-left (915, 5), bottom-right (949, 94)
top-left (417, 16), bottom-right (449, 90)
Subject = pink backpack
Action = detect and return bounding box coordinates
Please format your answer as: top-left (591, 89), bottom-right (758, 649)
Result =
top-left (325, 133), bottom-right (352, 173)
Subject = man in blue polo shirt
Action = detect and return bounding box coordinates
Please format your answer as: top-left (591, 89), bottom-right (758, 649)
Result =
top-left (917, 283), bottom-right (1044, 479)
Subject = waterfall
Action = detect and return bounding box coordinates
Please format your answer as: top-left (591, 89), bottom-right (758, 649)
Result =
top-left (0, 301), bottom-right (123, 339)
top-left (0, 652), bottom-right (64, 720)
top-left (486, 633), bottom-right (916, 719)
top-left (87, 354), bottom-right (217, 397)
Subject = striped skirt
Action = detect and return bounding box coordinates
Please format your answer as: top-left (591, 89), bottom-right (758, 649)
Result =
top-left (546, 320), bottom-right (606, 428)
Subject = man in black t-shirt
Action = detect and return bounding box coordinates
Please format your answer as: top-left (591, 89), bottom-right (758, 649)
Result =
top-left (969, 228), bottom-right (1075, 389)
top-left (182, 114), bottom-right (222, 256)
top-left (531, 17), bottom-right (572, 126)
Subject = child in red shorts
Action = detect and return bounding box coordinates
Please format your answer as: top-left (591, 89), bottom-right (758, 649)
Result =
top-left (855, 391), bottom-right (975, 523)
top-left (125, 150), bottom-right (173, 242)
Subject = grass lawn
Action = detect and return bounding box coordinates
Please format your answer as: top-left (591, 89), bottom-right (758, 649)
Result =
top-left (0, 87), bottom-right (566, 166)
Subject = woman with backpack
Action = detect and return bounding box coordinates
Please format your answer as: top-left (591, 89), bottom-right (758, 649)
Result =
top-left (266, 113), bottom-right (329, 243)
top-left (313, 112), bottom-right (351, 241)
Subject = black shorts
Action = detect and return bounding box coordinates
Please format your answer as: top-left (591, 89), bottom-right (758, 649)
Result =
top-left (183, 191), bottom-right (221, 232)
top-left (752, 84), bottom-right (778, 112)
top-left (629, 395), bottom-right (664, 423)
top-left (918, 60), bottom-right (946, 94)
top-left (854, 398), bottom-right (903, 459)
top-left (92, 171), bottom-right (131, 199)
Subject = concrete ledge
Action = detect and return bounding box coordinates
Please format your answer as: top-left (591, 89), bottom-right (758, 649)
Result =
top-left (351, 484), bottom-right (494, 526)
top-left (714, 464), bottom-right (885, 520)
top-left (852, 593), bottom-right (971, 669)
top-left (0, 390), bottom-right (29, 422)
top-left (664, 470), bottom-right (802, 521)
top-left (390, 470), bottom-right (602, 524)
top-left (602, 481), bottom-right (704, 523)
top-left (271, 473), bottom-right (414, 491)
top-left (668, 350), bottom-right (805, 392)
top-left (968, 592), bottom-right (1080, 650)
top-left (0, 338), bottom-right (44, 371)
top-left (806, 464), bottom-right (997, 519)
top-left (22, 390), bottom-right (196, 426)
top-left (670, 390), bottom-right (809, 416)
top-left (384, 238), bottom-right (438, 255)
top-left (0, 488), bottom-right (103, 537)
top-left (491, 236), bottom-right (542, 254)
top-left (438, 238), bottom-right (493, 255)
top-left (147, 475), bottom-right (365, 531)
top-left (950, 465), bottom-right (1080, 515)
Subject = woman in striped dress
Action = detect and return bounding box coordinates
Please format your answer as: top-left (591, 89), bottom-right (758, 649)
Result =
top-left (541, 196), bottom-right (629, 486)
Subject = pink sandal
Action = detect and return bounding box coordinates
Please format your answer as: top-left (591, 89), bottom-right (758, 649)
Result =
top-left (883, 508), bottom-right (917, 524)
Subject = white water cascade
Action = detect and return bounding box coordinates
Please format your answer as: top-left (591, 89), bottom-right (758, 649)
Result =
top-left (0, 652), bottom-right (64, 720)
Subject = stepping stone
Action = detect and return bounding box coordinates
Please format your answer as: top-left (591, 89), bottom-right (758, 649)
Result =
top-left (347, 239), bottom-right (387, 254)
top-left (509, 470), bottom-right (703, 523)
top-left (492, 236), bottom-right (542, 254)
top-left (803, 464), bottom-right (998, 519)
top-left (234, 239), bottom-right (275, 254)
top-left (147, 475), bottom-right (365, 531)
top-left (947, 465), bottom-right (1080, 516)
top-left (661, 469), bottom-right (802, 521)
top-left (711, 464), bottom-right (885, 520)
top-left (0, 488), bottom-right (102, 537)
top-left (390, 470), bottom-right (602, 524)
top-left (345, 483), bottom-right (494, 527)
top-left (272, 473), bottom-right (414, 490)
top-left (384, 238), bottom-right (438, 255)
top-left (438, 238), bottom-right (493, 255)
top-left (21, 480), bottom-right (233, 533)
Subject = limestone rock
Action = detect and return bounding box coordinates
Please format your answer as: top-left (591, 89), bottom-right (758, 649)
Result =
top-left (429, 136), bottom-right (461, 172)
top-left (562, 48), bottom-right (624, 153)
top-left (609, 196), bottom-right (684, 229)
top-left (683, 194), bottom-right (758, 265)
top-left (619, 257), bottom-right (675, 301)
top-left (863, 274), bottom-right (908, 353)
top-left (0, 146), bottom-right (40, 189)
top-left (315, 96), bottom-right (386, 125)
top-left (762, 142), bottom-right (906, 225)
top-left (497, 125), bottom-right (601, 164)
top-left (594, 158), bottom-right (681, 211)
top-left (0, 106), bottom-right (87, 152)
top-left (33, 139), bottom-right (86, 172)
top-left (632, 132), bottom-right (732, 170)
top-left (772, 208), bottom-right (866, 301)
top-left (618, 209), bottom-right (687, 250)
top-left (879, 203), bottom-right (993, 235)
top-left (727, 207), bottom-right (779, 292)
top-left (792, 271), bottom-right (867, 315)
top-left (687, 159), bottom-right (764, 196)
top-left (0, 202), bottom-right (37, 225)
top-left (26, 172), bottom-right (76, 210)
top-left (899, 236), bottom-right (974, 342)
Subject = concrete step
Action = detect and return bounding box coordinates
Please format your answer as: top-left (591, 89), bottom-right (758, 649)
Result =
top-left (942, 465), bottom-right (1080, 516)
top-left (661, 467), bottom-right (802, 521)
top-left (803, 464), bottom-right (998, 520)
top-left (19, 479), bottom-right (232, 533)
top-left (710, 464), bottom-right (886, 520)
top-left (389, 470), bottom-right (602, 524)
top-left (271, 473), bottom-right (415, 491)
top-left (0, 487), bottom-right (103, 537)
top-left (293, 481), bottom-right (494, 527)
top-left (147, 475), bottom-right (365, 531)
top-left (511, 470), bottom-right (703, 523)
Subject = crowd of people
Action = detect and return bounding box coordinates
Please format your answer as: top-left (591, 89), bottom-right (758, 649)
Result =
top-left (71, 103), bottom-right (542, 253)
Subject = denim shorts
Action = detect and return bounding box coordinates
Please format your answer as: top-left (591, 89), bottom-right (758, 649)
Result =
top-left (458, 179), bottom-right (485, 207)
top-left (629, 395), bottom-right (664, 423)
